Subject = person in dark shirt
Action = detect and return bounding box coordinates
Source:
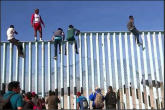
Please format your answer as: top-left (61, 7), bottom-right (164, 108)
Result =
top-left (24, 92), bottom-right (34, 109)
top-left (105, 86), bottom-right (117, 109)
top-left (50, 28), bottom-right (65, 59)
top-left (127, 15), bottom-right (142, 46)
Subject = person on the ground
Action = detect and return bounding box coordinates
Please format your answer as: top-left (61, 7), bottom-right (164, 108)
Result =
top-left (31, 92), bottom-right (38, 105)
top-left (105, 86), bottom-right (117, 109)
top-left (45, 91), bottom-right (60, 109)
top-left (127, 15), bottom-right (142, 46)
top-left (0, 90), bottom-right (5, 109)
top-left (50, 28), bottom-right (65, 59)
top-left (31, 8), bottom-right (45, 42)
top-left (89, 87), bottom-right (105, 109)
top-left (65, 25), bottom-right (80, 55)
top-left (7, 25), bottom-right (25, 58)
top-left (3, 81), bottom-right (23, 109)
top-left (77, 92), bottom-right (89, 109)
top-left (23, 92), bottom-right (34, 109)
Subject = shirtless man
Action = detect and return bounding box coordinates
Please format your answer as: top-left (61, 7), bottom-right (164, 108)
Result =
top-left (31, 9), bottom-right (45, 41)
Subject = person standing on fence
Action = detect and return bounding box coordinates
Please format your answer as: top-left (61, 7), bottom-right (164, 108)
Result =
top-left (89, 87), bottom-right (105, 109)
top-left (65, 25), bottom-right (80, 55)
top-left (105, 86), bottom-right (117, 109)
top-left (76, 92), bottom-right (89, 109)
top-left (45, 91), bottom-right (60, 109)
top-left (127, 15), bottom-right (143, 46)
top-left (2, 81), bottom-right (23, 109)
top-left (50, 28), bottom-right (65, 59)
top-left (31, 8), bottom-right (45, 42)
top-left (7, 25), bottom-right (25, 58)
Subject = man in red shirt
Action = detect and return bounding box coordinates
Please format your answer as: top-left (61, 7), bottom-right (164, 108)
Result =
top-left (31, 9), bottom-right (45, 41)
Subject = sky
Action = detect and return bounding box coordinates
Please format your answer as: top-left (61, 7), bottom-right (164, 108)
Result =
top-left (1, 1), bottom-right (164, 80)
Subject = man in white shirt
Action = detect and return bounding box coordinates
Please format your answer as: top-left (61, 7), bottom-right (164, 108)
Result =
top-left (7, 25), bottom-right (25, 58)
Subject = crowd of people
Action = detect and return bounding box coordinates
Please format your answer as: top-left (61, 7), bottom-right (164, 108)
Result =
top-left (1, 81), bottom-right (118, 109)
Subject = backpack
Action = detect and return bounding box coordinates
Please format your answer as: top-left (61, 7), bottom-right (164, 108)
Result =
top-left (27, 101), bottom-right (41, 110)
top-left (94, 92), bottom-right (104, 109)
top-left (79, 97), bottom-right (88, 109)
top-left (1, 93), bottom-right (16, 109)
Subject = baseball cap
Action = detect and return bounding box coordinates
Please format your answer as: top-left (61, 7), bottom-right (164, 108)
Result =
top-left (77, 92), bottom-right (81, 96)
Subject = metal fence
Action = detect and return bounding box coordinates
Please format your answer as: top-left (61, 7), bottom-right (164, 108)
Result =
top-left (1, 31), bottom-right (164, 109)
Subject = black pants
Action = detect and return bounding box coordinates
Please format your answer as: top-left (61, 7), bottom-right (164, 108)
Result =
top-left (130, 28), bottom-right (140, 43)
top-left (106, 105), bottom-right (116, 109)
top-left (54, 39), bottom-right (61, 56)
top-left (65, 37), bottom-right (78, 52)
top-left (9, 38), bottom-right (23, 55)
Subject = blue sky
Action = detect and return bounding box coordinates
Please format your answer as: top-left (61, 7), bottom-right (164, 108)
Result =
top-left (1, 1), bottom-right (164, 73)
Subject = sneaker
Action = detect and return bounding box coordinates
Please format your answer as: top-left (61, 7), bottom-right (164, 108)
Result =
top-left (19, 54), bottom-right (25, 58)
top-left (40, 39), bottom-right (44, 41)
top-left (75, 51), bottom-right (79, 54)
top-left (53, 56), bottom-right (57, 59)
top-left (65, 52), bottom-right (67, 55)
top-left (59, 51), bottom-right (61, 54)
top-left (35, 39), bottom-right (38, 42)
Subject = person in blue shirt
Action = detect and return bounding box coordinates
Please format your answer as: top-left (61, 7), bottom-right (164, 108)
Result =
top-left (77, 92), bottom-right (88, 109)
top-left (89, 87), bottom-right (105, 109)
top-left (3, 81), bottom-right (23, 109)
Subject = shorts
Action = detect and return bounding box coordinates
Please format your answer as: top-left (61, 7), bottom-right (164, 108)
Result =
top-left (67, 37), bottom-right (77, 44)
top-left (34, 23), bottom-right (42, 31)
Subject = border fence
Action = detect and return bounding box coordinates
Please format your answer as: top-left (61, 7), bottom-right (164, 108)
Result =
top-left (1, 31), bottom-right (164, 109)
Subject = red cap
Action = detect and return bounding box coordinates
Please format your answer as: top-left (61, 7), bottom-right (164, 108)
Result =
top-left (31, 92), bottom-right (36, 97)
top-left (77, 92), bottom-right (81, 96)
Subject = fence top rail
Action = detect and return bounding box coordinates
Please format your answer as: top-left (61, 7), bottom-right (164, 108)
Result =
top-left (1, 30), bottom-right (163, 43)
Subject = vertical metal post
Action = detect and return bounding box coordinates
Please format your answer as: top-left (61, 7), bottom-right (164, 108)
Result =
top-left (96, 33), bottom-right (101, 88)
top-left (41, 42), bottom-right (45, 98)
top-left (84, 33), bottom-right (89, 105)
top-left (66, 42), bottom-right (70, 109)
top-left (15, 45), bottom-right (19, 81)
top-left (22, 43), bottom-right (26, 91)
top-left (2, 43), bottom-right (6, 84)
top-left (48, 42), bottom-right (51, 91)
top-left (119, 33), bottom-right (127, 109)
top-left (73, 43), bottom-right (77, 109)
top-left (101, 33), bottom-right (107, 93)
top-left (107, 33), bottom-right (113, 87)
top-left (146, 32), bottom-right (157, 108)
top-left (158, 32), bottom-right (164, 86)
top-left (152, 32), bottom-right (162, 109)
top-left (54, 51), bottom-right (58, 96)
top-left (136, 34), bottom-right (145, 109)
top-left (141, 32), bottom-right (151, 109)
top-left (124, 32), bottom-right (133, 109)
top-left (29, 42), bottom-right (32, 91)
top-left (61, 43), bottom-right (64, 109)
top-left (130, 33), bottom-right (139, 109)
top-left (79, 34), bottom-right (83, 95)
top-left (9, 43), bottom-right (13, 82)
top-left (90, 33), bottom-right (95, 92)
top-left (35, 42), bottom-right (38, 94)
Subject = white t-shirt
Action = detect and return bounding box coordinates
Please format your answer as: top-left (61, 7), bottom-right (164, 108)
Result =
top-left (7, 28), bottom-right (15, 40)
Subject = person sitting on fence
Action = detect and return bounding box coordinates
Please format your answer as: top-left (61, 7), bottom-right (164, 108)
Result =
top-left (50, 28), bottom-right (65, 59)
top-left (127, 15), bottom-right (142, 46)
top-left (7, 25), bottom-right (25, 58)
top-left (77, 92), bottom-right (89, 109)
top-left (2, 81), bottom-right (23, 109)
top-left (65, 25), bottom-right (80, 55)
top-left (89, 87), bottom-right (105, 109)
top-left (105, 86), bottom-right (117, 109)
top-left (45, 91), bottom-right (60, 109)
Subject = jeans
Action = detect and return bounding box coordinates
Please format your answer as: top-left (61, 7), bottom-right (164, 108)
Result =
top-left (8, 38), bottom-right (23, 55)
top-left (130, 28), bottom-right (140, 43)
top-left (54, 39), bottom-right (62, 56)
